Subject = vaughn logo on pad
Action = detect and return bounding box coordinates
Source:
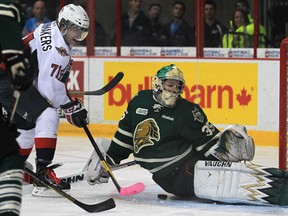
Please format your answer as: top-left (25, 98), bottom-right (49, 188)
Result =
top-left (205, 161), bottom-right (232, 167)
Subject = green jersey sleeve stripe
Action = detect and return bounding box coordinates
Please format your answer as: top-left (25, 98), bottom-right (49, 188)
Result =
top-left (112, 137), bottom-right (134, 150)
top-left (118, 128), bottom-right (133, 137)
top-left (2, 49), bottom-right (23, 55)
top-left (0, 4), bottom-right (21, 23)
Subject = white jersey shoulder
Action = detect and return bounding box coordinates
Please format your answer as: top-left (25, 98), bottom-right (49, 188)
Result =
top-left (30, 21), bottom-right (71, 108)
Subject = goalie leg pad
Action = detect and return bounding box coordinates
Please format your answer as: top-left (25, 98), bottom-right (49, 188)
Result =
top-left (194, 160), bottom-right (277, 205)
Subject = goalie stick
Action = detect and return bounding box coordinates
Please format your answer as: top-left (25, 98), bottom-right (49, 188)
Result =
top-left (24, 166), bottom-right (116, 213)
top-left (23, 160), bottom-right (137, 195)
top-left (82, 122), bottom-right (145, 196)
top-left (70, 72), bottom-right (124, 96)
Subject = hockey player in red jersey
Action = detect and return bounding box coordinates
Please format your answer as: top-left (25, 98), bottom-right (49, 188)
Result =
top-left (13, 4), bottom-right (89, 196)
top-left (86, 64), bottom-right (288, 206)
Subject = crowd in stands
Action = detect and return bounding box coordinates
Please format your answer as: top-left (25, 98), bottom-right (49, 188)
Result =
top-left (20, 0), bottom-right (284, 49)
top-left (22, 0), bottom-right (51, 36)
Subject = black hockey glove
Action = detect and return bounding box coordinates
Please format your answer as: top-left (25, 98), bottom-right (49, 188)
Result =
top-left (61, 98), bottom-right (89, 128)
top-left (0, 112), bottom-right (19, 138)
top-left (5, 53), bottom-right (34, 91)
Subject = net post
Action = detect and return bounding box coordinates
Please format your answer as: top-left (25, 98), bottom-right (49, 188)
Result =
top-left (279, 38), bottom-right (288, 170)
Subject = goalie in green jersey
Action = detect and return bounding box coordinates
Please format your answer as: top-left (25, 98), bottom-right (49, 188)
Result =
top-left (86, 64), bottom-right (288, 206)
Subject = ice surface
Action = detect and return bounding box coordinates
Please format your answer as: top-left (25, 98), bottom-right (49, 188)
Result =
top-left (21, 136), bottom-right (287, 216)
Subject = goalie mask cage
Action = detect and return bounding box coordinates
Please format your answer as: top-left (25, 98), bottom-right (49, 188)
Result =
top-left (279, 38), bottom-right (288, 170)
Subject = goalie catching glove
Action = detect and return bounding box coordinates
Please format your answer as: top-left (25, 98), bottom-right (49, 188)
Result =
top-left (203, 124), bottom-right (255, 162)
top-left (60, 98), bottom-right (88, 127)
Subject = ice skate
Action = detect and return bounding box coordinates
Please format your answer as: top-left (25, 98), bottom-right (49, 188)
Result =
top-left (32, 160), bottom-right (70, 197)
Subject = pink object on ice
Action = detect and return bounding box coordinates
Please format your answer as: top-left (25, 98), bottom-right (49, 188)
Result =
top-left (119, 183), bottom-right (145, 196)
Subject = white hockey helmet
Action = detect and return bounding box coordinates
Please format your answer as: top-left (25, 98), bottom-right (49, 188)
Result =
top-left (57, 4), bottom-right (89, 41)
top-left (152, 64), bottom-right (185, 108)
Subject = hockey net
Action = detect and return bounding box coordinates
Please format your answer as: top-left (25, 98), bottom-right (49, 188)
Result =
top-left (279, 38), bottom-right (288, 170)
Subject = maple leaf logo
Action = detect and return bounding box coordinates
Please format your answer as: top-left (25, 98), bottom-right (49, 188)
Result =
top-left (236, 88), bottom-right (252, 106)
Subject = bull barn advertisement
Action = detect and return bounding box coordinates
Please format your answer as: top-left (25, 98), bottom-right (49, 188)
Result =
top-left (104, 62), bottom-right (258, 126)
top-left (65, 57), bottom-right (278, 146)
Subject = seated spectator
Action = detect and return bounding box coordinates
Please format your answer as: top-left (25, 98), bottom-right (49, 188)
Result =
top-left (114, 0), bottom-right (152, 46)
top-left (160, 1), bottom-right (193, 46)
top-left (229, 0), bottom-right (267, 47)
top-left (222, 8), bottom-right (251, 48)
top-left (22, 0), bottom-right (51, 36)
top-left (222, 8), bottom-right (267, 48)
top-left (147, 3), bottom-right (163, 46)
top-left (234, 0), bottom-right (253, 23)
top-left (192, 0), bottom-right (228, 47)
top-left (20, 0), bottom-right (33, 20)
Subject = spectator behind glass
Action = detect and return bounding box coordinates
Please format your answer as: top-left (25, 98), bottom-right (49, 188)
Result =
top-left (234, 0), bottom-right (253, 23)
top-left (222, 8), bottom-right (252, 48)
top-left (160, 1), bottom-right (193, 46)
top-left (231, 0), bottom-right (267, 47)
top-left (192, 0), bottom-right (228, 47)
top-left (114, 0), bottom-right (152, 46)
top-left (20, 0), bottom-right (33, 20)
top-left (22, 0), bottom-right (51, 36)
top-left (147, 3), bottom-right (163, 46)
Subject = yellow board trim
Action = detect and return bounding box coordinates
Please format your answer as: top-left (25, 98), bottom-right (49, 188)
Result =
top-left (58, 123), bottom-right (279, 147)
top-left (58, 123), bottom-right (117, 138)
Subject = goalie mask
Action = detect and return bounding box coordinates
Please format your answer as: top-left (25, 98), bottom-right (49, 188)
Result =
top-left (152, 64), bottom-right (185, 108)
top-left (57, 4), bottom-right (89, 42)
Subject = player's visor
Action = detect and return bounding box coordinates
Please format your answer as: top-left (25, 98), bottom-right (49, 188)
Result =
top-left (70, 24), bottom-right (89, 41)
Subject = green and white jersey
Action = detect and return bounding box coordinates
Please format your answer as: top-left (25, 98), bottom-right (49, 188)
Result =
top-left (0, 1), bottom-right (24, 57)
top-left (107, 90), bottom-right (220, 177)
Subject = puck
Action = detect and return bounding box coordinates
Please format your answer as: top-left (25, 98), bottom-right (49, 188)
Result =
top-left (157, 194), bottom-right (168, 200)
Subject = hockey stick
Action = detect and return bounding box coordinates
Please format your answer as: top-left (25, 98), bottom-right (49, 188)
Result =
top-left (10, 90), bottom-right (20, 122)
top-left (23, 160), bottom-right (137, 195)
top-left (70, 72), bottom-right (124, 96)
top-left (61, 160), bottom-right (137, 184)
top-left (82, 123), bottom-right (145, 196)
top-left (111, 160), bottom-right (136, 170)
top-left (24, 166), bottom-right (116, 213)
